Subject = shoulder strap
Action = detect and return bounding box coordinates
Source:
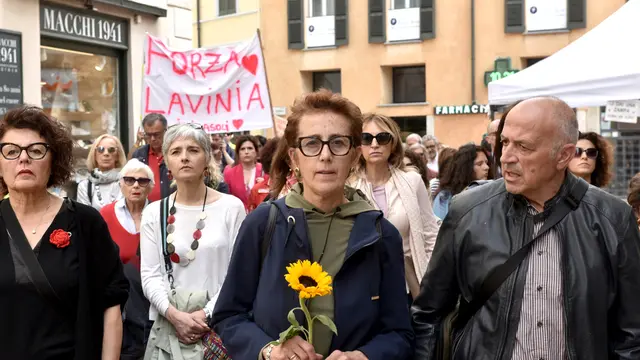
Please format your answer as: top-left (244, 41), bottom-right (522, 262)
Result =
top-left (159, 197), bottom-right (174, 289)
top-left (87, 181), bottom-right (92, 201)
top-left (260, 201), bottom-right (278, 270)
top-left (0, 200), bottom-right (67, 314)
top-left (456, 179), bottom-right (589, 327)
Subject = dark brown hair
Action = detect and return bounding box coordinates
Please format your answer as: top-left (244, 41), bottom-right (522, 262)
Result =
top-left (403, 149), bottom-right (428, 186)
top-left (433, 147), bottom-right (458, 197)
top-left (439, 144), bottom-right (491, 196)
top-left (259, 137), bottom-right (280, 175)
top-left (0, 105), bottom-right (74, 195)
top-left (628, 172), bottom-right (640, 213)
top-left (233, 135), bottom-right (260, 166)
top-left (577, 132), bottom-right (613, 188)
top-left (270, 89), bottom-right (363, 197)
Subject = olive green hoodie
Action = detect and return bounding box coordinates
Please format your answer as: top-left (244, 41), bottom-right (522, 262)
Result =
top-left (285, 183), bottom-right (374, 356)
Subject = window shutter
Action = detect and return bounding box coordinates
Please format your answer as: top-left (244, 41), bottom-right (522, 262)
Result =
top-left (335, 0), bottom-right (348, 46)
top-left (420, 0), bottom-right (435, 39)
top-left (567, 0), bottom-right (586, 29)
top-left (505, 0), bottom-right (524, 33)
top-left (288, 0), bottom-right (304, 49)
top-left (368, 0), bottom-right (385, 43)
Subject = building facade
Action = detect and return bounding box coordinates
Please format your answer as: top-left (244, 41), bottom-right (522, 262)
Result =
top-left (193, 0), bottom-right (259, 48)
top-left (251, 0), bottom-right (625, 147)
top-left (0, 0), bottom-right (192, 171)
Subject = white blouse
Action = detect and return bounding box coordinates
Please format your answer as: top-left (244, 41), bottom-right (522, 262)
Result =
top-left (140, 193), bottom-right (246, 320)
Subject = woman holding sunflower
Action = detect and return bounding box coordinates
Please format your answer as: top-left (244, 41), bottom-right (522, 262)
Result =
top-left (213, 90), bottom-right (414, 360)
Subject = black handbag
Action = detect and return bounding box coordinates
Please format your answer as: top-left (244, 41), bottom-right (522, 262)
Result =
top-left (436, 179), bottom-right (589, 360)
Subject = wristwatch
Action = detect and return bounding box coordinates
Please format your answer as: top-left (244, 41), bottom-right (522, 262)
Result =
top-left (264, 344), bottom-right (275, 360)
top-left (203, 307), bottom-right (213, 322)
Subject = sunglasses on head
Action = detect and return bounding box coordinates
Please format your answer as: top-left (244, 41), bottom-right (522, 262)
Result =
top-left (575, 147), bottom-right (598, 159)
top-left (97, 146), bottom-right (117, 154)
top-left (362, 132), bottom-right (392, 146)
top-left (122, 176), bottom-right (152, 187)
top-left (168, 123), bottom-right (205, 131)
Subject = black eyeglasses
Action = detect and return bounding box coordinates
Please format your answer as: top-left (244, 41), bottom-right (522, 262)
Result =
top-left (97, 146), bottom-right (117, 154)
top-left (362, 132), bottom-right (392, 146)
top-left (0, 142), bottom-right (50, 160)
top-left (122, 176), bottom-right (152, 187)
top-left (297, 135), bottom-right (353, 157)
top-left (575, 147), bottom-right (598, 159)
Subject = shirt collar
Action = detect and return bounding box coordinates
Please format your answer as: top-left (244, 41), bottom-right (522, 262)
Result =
top-left (116, 198), bottom-right (149, 210)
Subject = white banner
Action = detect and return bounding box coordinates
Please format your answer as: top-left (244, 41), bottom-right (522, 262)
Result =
top-left (143, 33), bottom-right (273, 133)
top-left (387, 8), bottom-right (420, 42)
top-left (525, 0), bottom-right (567, 32)
top-left (605, 100), bottom-right (640, 124)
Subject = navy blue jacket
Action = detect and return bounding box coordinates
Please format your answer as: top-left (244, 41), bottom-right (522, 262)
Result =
top-left (213, 198), bottom-right (414, 360)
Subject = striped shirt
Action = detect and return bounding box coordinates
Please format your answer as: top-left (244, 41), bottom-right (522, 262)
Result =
top-left (511, 205), bottom-right (566, 360)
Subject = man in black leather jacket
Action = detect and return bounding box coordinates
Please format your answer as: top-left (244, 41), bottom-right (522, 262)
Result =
top-left (412, 97), bottom-right (640, 360)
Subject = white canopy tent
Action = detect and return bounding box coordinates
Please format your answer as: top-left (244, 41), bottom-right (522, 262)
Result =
top-left (488, 0), bottom-right (640, 108)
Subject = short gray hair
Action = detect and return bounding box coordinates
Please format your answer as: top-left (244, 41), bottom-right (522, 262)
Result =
top-left (120, 158), bottom-right (155, 184)
top-left (142, 113), bottom-right (168, 128)
top-left (422, 134), bottom-right (439, 144)
top-left (162, 124), bottom-right (213, 167)
top-left (406, 133), bottom-right (423, 144)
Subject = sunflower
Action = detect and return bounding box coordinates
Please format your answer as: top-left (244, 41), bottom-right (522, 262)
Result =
top-left (285, 260), bottom-right (333, 299)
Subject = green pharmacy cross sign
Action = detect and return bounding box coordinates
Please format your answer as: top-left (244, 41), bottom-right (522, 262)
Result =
top-left (484, 58), bottom-right (519, 86)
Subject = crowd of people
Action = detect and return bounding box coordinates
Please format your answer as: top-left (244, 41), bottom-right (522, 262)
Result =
top-left (1, 89), bottom-right (639, 360)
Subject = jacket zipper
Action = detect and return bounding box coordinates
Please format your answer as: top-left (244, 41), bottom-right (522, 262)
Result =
top-left (558, 227), bottom-right (575, 360)
top-left (495, 216), bottom-right (525, 360)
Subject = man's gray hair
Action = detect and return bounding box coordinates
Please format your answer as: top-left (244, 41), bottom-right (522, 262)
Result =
top-left (162, 124), bottom-right (213, 165)
top-left (422, 134), bottom-right (439, 144)
top-left (120, 158), bottom-right (155, 184)
top-left (406, 133), bottom-right (423, 144)
top-left (142, 113), bottom-right (168, 128)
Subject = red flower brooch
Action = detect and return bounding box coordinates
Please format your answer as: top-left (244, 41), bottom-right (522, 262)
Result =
top-left (49, 229), bottom-right (71, 248)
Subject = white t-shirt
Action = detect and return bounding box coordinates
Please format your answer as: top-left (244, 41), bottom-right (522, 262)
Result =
top-left (140, 192), bottom-right (246, 320)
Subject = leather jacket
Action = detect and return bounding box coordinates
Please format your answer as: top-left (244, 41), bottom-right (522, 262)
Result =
top-left (412, 174), bottom-right (640, 360)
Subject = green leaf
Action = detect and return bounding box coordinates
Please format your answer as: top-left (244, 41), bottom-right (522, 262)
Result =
top-left (287, 308), bottom-right (300, 327)
top-left (277, 325), bottom-right (303, 344)
top-left (313, 315), bottom-right (338, 335)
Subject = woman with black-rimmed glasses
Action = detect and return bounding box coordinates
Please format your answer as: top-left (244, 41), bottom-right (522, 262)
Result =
top-left (349, 113), bottom-right (439, 303)
top-left (568, 131), bottom-right (613, 188)
top-left (0, 105), bottom-right (129, 359)
top-left (214, 90), bottom-right (413, 360)
top-left (77, 134), bottom-right (127, 210)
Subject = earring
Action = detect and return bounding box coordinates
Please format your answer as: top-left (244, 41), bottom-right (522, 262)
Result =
top-left (167, 170), bottom-right (173, 181)
top-left (293, 167), bottom-right (301, 179)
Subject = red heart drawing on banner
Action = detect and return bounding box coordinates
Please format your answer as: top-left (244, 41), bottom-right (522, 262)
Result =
top-left (232, 119), bottom-right (244, 130)
top-left (241, 55), bottom-right (259, 75)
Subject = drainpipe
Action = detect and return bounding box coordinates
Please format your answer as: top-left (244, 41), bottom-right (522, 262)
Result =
top-left (196, 0), bottom-right (202, 47)
top-left (470, 0), bottom-right (476, 103)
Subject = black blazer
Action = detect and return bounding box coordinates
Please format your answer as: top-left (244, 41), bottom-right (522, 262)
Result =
top-left (0, 199), bottom-right (129, 359)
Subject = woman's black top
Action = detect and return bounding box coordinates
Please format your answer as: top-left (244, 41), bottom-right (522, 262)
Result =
top-left (0, 199), bottom-right (129, 360)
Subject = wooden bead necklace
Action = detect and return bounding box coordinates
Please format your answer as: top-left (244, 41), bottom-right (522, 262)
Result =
top-left (165, 188), bottom-right (208, 266)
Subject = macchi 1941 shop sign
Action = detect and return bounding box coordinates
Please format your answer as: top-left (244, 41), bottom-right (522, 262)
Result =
top-left (40, 3), bottom-right (128, 48)
top-left (435, 104), bottom-right (490, 116)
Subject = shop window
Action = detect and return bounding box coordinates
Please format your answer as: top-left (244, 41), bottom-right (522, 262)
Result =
top-left (525, 57), bottom-right (546, 67)
top-left (392, 66), bottom-right (426, 103)
top-left (312, 71), bottom-right (341, 94)
top-left (218, 0), bottom-right (236, 17)
top-left (392, 116), bottom-right (427, 139)
top-left (309, 0), bottom-right (335, 17)
top-left (40, 45), bottom-right (119, 170)
top-left (392, 0), bottom-right (420, 9)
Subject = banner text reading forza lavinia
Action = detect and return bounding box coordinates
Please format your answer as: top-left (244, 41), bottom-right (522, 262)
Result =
top-left (143, 33), bottom-right (272, 133)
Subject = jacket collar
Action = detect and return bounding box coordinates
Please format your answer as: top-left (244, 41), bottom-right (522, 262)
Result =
top-left (507, 171), bottom-right (579, 216)
top-left (272, 198), bottom-right (382, 262)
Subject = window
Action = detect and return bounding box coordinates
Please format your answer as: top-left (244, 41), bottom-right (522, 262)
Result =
top-left (312, 71), bottom-right (341, 94)
top-left (525, 57), bottom-right (546, 67)
top-left (218, 0), bottom-right (236, 16)
top-left (392, 0), bottom-right (420, 9)
top-left (392, 116), bottom-right (427, 139)
top-left (309, 0), bottom-right (335, 17)
top-left (392, 66), bottom-right (425, 103)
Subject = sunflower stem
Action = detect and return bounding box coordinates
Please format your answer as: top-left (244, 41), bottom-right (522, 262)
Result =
top-left (300, 296), bottom-right (314, 345)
